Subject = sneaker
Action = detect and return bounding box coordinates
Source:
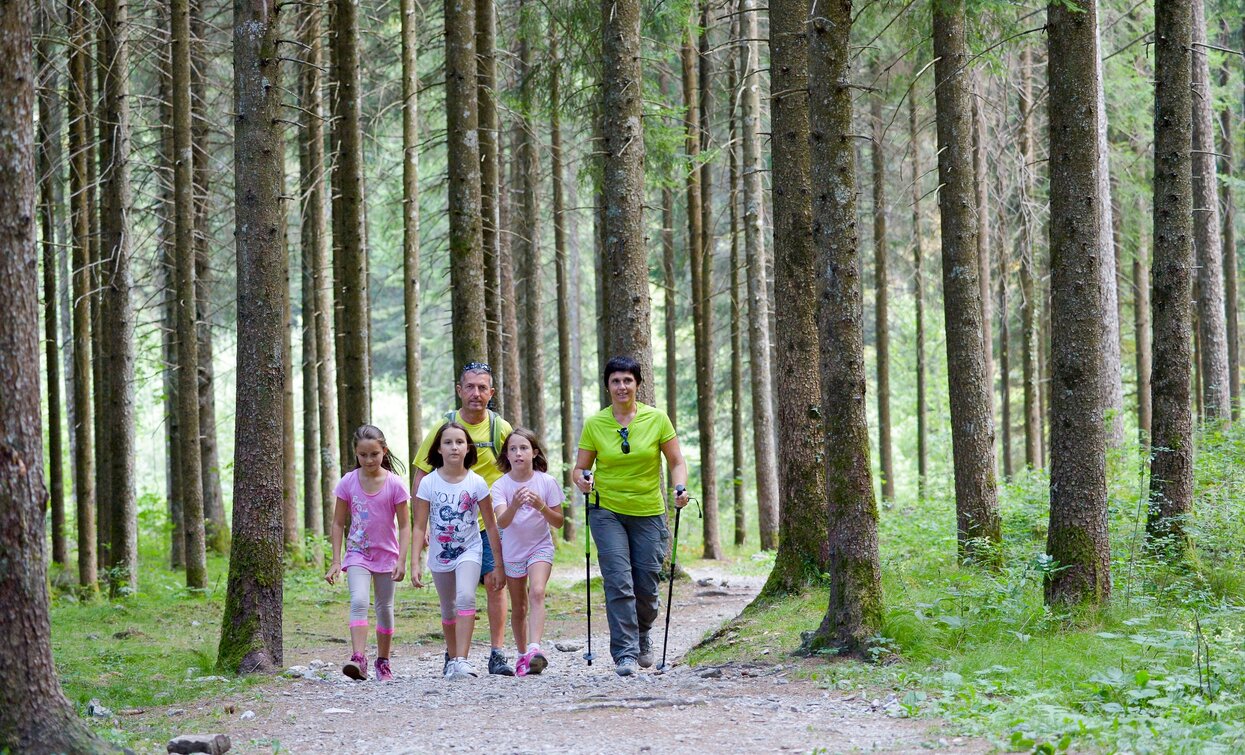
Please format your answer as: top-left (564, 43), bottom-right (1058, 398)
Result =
top-left (527, 646), bottom-right (548, 675)
top-left (514, 650), bottom-right (532, 677)
top-left (637, 633), bottom-right (654, 668)
top-left (443, 651), bottom-right (451, 675)
top-left (615, 657), bottom-right (638, 677)
top-left (458, 658), bottom-right (479, 678)
top-left (443, 658), bottom-right (459, 679)
top-left (343, 652), bottom-right (368, 681)
top-left (374, 657), bottom-right (393, 682)
top-left (488, 648), bottom-right (515, 676)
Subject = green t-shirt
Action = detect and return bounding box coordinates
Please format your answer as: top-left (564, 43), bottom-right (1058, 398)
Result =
top-left (414, 410), bottom-right (513, 487)
top-left (578, 402), bottom-right (676, 517)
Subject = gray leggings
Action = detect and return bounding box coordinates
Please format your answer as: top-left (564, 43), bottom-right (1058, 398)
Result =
top-left (431, 561), bottom-right (482, 624)
top-left (347, 566), bottom-right (395, 634)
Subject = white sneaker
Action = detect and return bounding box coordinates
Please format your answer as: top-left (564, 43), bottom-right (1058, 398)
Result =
top-left (458, 658), bottom-right (479, 678)
top-left (443, 658), bottom-right (459, 679)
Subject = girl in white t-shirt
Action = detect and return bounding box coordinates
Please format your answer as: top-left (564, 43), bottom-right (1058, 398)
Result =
top-left (410, 422), bottom-right (506, 679)
top-left (493, 428), bottom-right (565, 676)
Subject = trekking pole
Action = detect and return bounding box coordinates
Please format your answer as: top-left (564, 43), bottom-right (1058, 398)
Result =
top-left (582, 470), bottom-right (596, 666)
top-left (658, 484), bottom-right (686, 671)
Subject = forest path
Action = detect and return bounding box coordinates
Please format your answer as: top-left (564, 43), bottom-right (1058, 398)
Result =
top-left (202, 570), bottom-right (984, 754)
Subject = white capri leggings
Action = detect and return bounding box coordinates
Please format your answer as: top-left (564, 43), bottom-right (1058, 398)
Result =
top-left (347, 566), bottom-right (395, 634)
top-left (431, 561), bottom-right (482, 625)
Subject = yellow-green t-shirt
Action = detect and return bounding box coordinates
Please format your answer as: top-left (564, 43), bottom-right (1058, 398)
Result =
top-left (415, 410), bottom-right (513, 487)
top-left (578, 403), bottom-right (676, 517)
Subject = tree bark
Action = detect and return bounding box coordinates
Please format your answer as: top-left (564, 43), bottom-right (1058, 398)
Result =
top-left (550, 27), bottom-right (575, 541)
top-left (909, 86), bottom-right (928, 499)
top-left (601, 0), bottom-right (654, 402)
top-left (331, 0), bottom-right (372, 436)
top-left (1219, 20), bottom-right (1239, 418)
top-left (67, 0), bottom-right (96, 591)
top-left (738, 1), bottom-right (778, 546)
top-left (0, 10), bottom-right (113, 744)
top-left (1093, 23), bottom-right (1125, 444)
top-left (91, 13), bottom-right (109, 576)
top-left (760, 0), bottom-right (829, 595)
top-left (446, 0), bottom-right (488, 371)
top-left (1147, 0), bottom-right (1195, 549)
top-left (971, 83), bottom-right (995, 456)
top-left (932, 0), bottom-right (1001, 558)
top-left (499, 131), bottom-right (523, 423)
top-left (299, 55), bottom-right (323, 565)
top-left (728, 35), bottom-right (745, 546)
top-left (1135, 194), bottom-right (1152, 446)
top-left (808, 0), bottom-right (883, 655)
top-left (1018, 45), bottom-right (1043, 468)
top-left (477, 0), bottom-right (503, 407)
top-left (98, 0), bottom-right (137, 595)
top-left (219, 0), bottom-right (285, 674)
top-left (282, 210), bottom-right (300, 560)
top-left (1190, 0), bottom-right (1230, 419)
top-left (661, 74), bottom-right (678, 432)
top-left (36, 0), bottom-right (67, 566)
top-left (517, 1), bottom-right (546, 440)
top-left (998, 203), bottom-right (1013, 480)
top-left (403, 0), bottom-right (422, 468)
top-left (1045, 0), bottom-right (1111, 606)
top-left (871, 93), bottom-right (894, 501)
top-left (173, 0), bottom-right (209, 587)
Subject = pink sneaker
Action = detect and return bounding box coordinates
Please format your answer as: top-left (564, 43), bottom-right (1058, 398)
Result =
top-left (374, 657), bottom-right (393, 682)
top-left (514, 650), bottom-right (532, 677)
top-left (343, 652), bottom-right (368, 680)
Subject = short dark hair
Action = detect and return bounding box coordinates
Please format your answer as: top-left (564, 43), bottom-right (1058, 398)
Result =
top-left (424, 421), bottom-right (479, 470)
top-left (495, 427), bottom-right (549, 474)
top-left (603, 355), bottom-right (643, 387)
top-left (458, 361), bottom-right (493, 384)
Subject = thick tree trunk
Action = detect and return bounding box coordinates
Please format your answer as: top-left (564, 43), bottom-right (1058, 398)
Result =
top-left (36, 0), bottom-right (67, 566)
top-left (403, 0), bottom-right (422, 467)
top-left (1190, 0), bottom-right (1230, 419)
top-left (219, 0), bottom-right (285, 674)
top-left (1135, 195), bottom-right (1153, 446)
top-left (739, 0), bottom-right (777, 546)
top-left (1219, 22), bottom-right (1239, 418)
top-left (446, 0), bottom-right (488, 370)
top-left (68, 0), bottom-right (96, 590)
top-left (909, 87), bottom-right (928, 499)
top-left (1045, 0), bottom-right (1111, 606)
top-left (1147, 0), bottom-right (1195, 549)
top-left (932, 0), bottom-right (1001, 558)
top-left (871, 94), bottom-right (894, 501)
top-left (477, 0), bottom-right (503, 408)
top-left (601, 0), bottom-right (654, 401)
top-left (517, 3), bottom-right (546, 440)
top-left (808, 1), bottom-right (882, 655)
top-left (0, 11), bottom-right (112, 744)
top-left (98, 0), bottom-right (137, 595)
top-left (1018, 45), bottom-right (1043, 468)
top-left (173, 0), bottom-right (209, 588)
top-left (761, 0), bottom-right (829, 595)
top-left (332, 0), bottom-right (372, 435)
top-left (550, 28), bottom-right (575, 541)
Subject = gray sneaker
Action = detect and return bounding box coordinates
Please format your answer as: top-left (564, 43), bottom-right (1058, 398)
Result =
top-left (488, 648), bottom-right (515, 676)
top-left (615, 657), bottom-right (638, 677)
top-left (637, 633), bottom-right (654, 668)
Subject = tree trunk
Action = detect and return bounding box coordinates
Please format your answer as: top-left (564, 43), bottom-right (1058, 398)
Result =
top-left (550, 28), bottom-right (575, 541)
top-left (661, 73), bottom-right (678, 432)
top-left (1147, 0), bottom-right (1195, 549)
top-left (36, 0), bottom-right (67, 566)
top-left (403, 0), bottom-right (422, 468)
top-left (909, 86), bottom-right (929, 499)
top-left (517, 2), bottom-right (546, 440)
top-left (1219, 20), bottom-right (1239, 418)
top-left (739, 0), bottom-right (778, 547)
top-left (1093, 24), bottom-right (1125, 445)
top-left (808, 1), bottom-right (883, 655)
top-left (871, 94), bottom-right (894, 501)
top-left (219, 0), bottom-right (285, 674)
top-left (67, 0), bottom-right (96, 591)
top-left (601, 0), bottom-right (654, 401)
top-left (1045, 0), bottom-right (1111, 606)
top-left (971, 84), bottom-right (995, 455)
top-left (173, 0), bottom-right (209, 588)
top-left (299, 65), bottom-right (323, 565)
top-left (728, 36), bottom-right (745, 546)
top-left (332, 0), bottom-right (372, 436)
top-left (998, 213), bottom-right (1013, 480)
top-left (592, 105), bottom-right (608, 407)
top-left (932, 0), bottom-right (1001, 558)
top-left (477, 0), bottom-right (503, 407)
top-left (499, 131), bottom-right (523, 423)
top-left (91, 13), bottom-right (109, 576)
top-left (0, 12), bottom-right (113, 744)
top-left (1135, 194), bottom-right (1152, 446)
top-left (761, 0), bottom-right (828, 595)
top-left (282, 213), bottom-right (300, 561)
top-left (98, 0), bottom-right (137, 595)
top-left (445, 0), bottom-right (488, 372)
top-left (1190, 0), bottom-right (1230, 419)
top-left (1018, 45), bottom-right (1043, 468)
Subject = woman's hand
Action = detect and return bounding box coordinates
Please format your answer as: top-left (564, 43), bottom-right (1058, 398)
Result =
top-left (674, 485), bottom-right (690, 509)
top-left (324, 561), bottom-right (341, 585)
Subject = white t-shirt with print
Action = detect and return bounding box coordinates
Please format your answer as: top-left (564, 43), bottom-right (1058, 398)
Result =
top-left (416, 469), bottom-right (491, 572)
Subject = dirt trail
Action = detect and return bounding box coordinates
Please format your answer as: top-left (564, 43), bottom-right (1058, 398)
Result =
top-left (187, 570), bottom-right (984, 754)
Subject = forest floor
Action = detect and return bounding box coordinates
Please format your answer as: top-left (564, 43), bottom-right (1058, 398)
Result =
top-left (146, 568), bottom-right (986, 754)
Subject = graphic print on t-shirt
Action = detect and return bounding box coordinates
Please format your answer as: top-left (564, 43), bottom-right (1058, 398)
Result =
top-left (432, 488), bottom-right (480, 567)
top-left (346, 498), bottom-right (373, 559)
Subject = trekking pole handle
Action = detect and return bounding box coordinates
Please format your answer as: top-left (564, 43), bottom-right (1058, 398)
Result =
top-left (674, 484), bottom-right (685, 495)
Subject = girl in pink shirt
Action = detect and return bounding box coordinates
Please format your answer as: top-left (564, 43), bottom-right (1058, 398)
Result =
top-left (492, 428), bottom-right (565, 676)
top-left (325, 425), bottom-right (412, 682)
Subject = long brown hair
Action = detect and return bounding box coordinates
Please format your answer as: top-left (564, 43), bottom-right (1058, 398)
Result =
top-left (425, 421), bottom-right (479, 470)
top-left (352, 424), bottom-right (406, 475)
top-left (495, 427), bottom-right (549, 474)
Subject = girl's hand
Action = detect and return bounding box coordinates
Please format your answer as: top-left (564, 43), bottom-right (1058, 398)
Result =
top-left (485, 567), bottom-right (506, 592)
top-left (392, 562), bottom-right (406, 583)
top-left (325, 562), bottom-right (341, 585)
top-left (409, 564), bottom-right (424, 588)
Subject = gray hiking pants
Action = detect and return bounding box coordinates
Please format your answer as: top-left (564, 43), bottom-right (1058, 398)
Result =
top-left (589, 507), bottom-right (670, 663)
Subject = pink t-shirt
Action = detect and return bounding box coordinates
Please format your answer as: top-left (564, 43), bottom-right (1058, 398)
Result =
top-left (333, 469), bottom-right (410, 573)
top-left (492, 471), bottom-right (565, 563)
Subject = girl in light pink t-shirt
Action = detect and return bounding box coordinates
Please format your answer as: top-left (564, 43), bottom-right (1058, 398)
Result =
top-left (492, 428), bottom-right (565, 676)
top-left (325, 425), bottom-right (411, 682)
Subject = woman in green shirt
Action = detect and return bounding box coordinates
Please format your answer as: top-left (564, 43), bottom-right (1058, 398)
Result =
top-left (573, 356), bottom-right (689, 676)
